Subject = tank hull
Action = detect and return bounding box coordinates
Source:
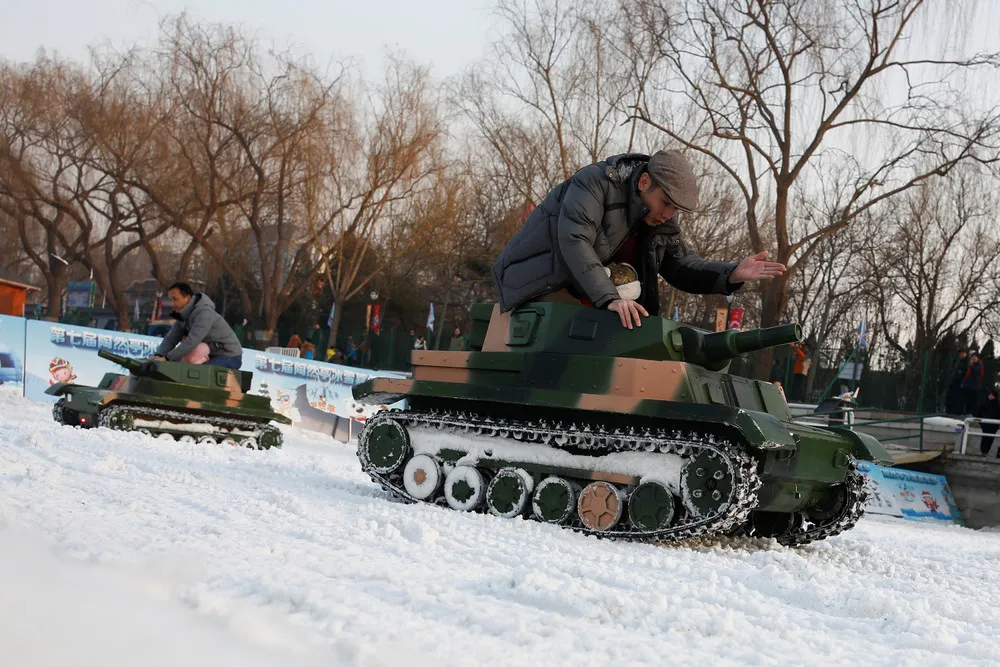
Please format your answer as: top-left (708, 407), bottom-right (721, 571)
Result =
top-left (48, 367), bottom-right (290, 449)
top-left (354, 344), bottom-right (890, 545)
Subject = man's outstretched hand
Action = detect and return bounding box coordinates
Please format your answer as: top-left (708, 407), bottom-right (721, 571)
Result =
top-left (730, 251), bottom-right (786, 283)
top-left (607, 299), bottom-right (648, 329)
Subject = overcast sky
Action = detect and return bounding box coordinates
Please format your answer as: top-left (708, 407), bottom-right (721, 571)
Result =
top-left (2, 0), bottom-right (498, 80)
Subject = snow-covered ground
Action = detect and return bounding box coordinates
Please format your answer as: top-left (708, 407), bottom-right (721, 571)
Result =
top-left (2, 386), bottom-right (999, 666)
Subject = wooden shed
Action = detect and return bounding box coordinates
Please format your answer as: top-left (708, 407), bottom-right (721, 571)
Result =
top-left (0, 278), bottom-right (40, 317)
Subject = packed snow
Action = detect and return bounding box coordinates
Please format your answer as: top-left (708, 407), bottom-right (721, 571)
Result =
top-left (1, 386), bottom-right (999, 666)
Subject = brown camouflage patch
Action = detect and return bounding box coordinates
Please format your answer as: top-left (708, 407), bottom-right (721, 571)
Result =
top-left (606, 359), bottom-right (690, 401)
top-left (481, 305), bottom-right (512, 352)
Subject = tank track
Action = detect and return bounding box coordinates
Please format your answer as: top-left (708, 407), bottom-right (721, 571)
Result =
top-left (97, 404), bottom-right (282, 449)
top-left (359, 409), bottom-right (762, 543)
top-left (774, 466), bottom-right (868, 547)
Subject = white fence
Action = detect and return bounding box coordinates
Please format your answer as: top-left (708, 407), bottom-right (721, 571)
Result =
top-left (265, 346), bottom-right (300, 358)
top-left (959, 417), bottom-right (1000, 456)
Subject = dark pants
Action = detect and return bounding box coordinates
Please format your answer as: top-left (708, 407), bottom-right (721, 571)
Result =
top-left (981, 424), bottom-right (999, 456)
top-left (205, 355), bottom-right (242, 369)
top-left (791, 374), bottom-right (808, 403)
top-left (964, 388), bottom-right (982, 414)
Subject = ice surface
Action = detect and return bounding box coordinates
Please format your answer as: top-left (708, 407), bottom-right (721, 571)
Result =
top-left (2, 385), bottom-right (999, 666)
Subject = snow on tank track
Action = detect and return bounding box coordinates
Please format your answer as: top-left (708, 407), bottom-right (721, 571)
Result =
top-left (359, 409), bottom-right (763, 542)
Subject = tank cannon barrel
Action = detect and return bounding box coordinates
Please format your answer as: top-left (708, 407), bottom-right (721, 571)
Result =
top-left (98, 349), bottom-right (145, 372)
top-left (98, 349), bottom-right (173, 380)
top-left (701, 324), bottom-right (803, 359)
top-left (678, 323), bottom-right (803, 371)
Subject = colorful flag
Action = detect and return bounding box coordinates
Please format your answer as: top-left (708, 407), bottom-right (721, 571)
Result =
top-left (858, 314), bottom-right (868, 350)
top-left (672, 306), bottom-right (680, 321)
top-left (426, 303), bottom-right (435, 332)
top-left (371, 304), bottom-right (381, 335)
top-left (327, 301), bottom-right (336, 327)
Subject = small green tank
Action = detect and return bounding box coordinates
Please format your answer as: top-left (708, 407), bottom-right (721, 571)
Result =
top-left (353, 302), bottom-right (891, 546)
top-left (47, 349), bottom-right (291, 449)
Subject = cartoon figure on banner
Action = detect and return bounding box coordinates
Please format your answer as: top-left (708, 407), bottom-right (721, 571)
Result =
top-left (271, 389), bottom-right (300, 421)
top-left (898, 485), bottom-right (916, 503)
top-left (921, 490), bottom-right (940, 514)
top-left (48, 358), bottom-right (77, 385)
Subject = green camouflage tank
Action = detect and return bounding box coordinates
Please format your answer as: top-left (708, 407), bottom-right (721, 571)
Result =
top-left (47, 349), bottom-right (291, 449)
top-left (353, 302), bottom-right (891, 546)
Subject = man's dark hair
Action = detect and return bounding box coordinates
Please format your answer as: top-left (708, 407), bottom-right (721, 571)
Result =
top-left (167, 282), bottom-right (194, 297)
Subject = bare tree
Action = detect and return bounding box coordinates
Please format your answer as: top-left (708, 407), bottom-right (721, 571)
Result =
top-left (626, 0), bottom-right (1000, 349)
top-left (0, 58), bottom-right (96, 320)
top-left (863, 165), bottom-right (1000, 367)
top-left (455, 0), bottom-right (634, 204)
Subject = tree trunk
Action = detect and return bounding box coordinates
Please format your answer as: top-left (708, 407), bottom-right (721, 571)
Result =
top-left (754, 271), bottom-right (792, 379)
top-left (116, 300), bottom-right (132, 333)
top-left (326, 302), bottom-right (344, 355)
top-left (44, 263), bottom-right (68, 321)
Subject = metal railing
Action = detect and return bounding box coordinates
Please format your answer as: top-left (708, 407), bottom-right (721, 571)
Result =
top-left (794, 409), bottom-right (947, 452)
top-left (959, 417), bottom-right (1000, 456)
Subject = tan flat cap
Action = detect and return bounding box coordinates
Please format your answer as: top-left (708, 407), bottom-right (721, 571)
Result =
top-left (648, 150), bottom-right (699, 212)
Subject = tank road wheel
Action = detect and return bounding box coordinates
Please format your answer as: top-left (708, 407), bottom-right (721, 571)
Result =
top-left (257, 425), bottom-right (282, 450)
top-left (680, 451), bottom-right (735, 518)
top-left (136, 428), bottom-right (153, 438)
top-left (486, 468), bottom-right (534, 518)
top-left (241, 437), bottom-right (260, 450)
top-left (532, 477), bottom-right (577, 524)
top-left (628, 481), bottom-right (676, 531)
top-left (403, 455), bottom-right (443, 501)
top-left (578, 481), bottom-right (624, 531)
top-left (156, 433), bottom-right (175, 442)
top-left (359, 417), bottom-right (410, 474)
top-left (444, 466), bottom-right (486, 511)
top-left (178, 435), bottom-right (197, 444)
top-left (197, 435), bottom-right (217, 446)
top-left (100, 407), bottom-right (134, 432)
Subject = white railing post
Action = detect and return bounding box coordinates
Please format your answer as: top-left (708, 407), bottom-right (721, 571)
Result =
top-left (961, 416), bottom-right (1000, 456)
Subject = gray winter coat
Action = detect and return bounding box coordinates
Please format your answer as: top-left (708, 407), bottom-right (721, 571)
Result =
top-left (491, 153), bottom-right (742, 314)
top-left (155, 293), bottom-right (243, 361)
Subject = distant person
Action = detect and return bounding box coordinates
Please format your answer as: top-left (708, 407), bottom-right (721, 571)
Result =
top-left (287, 333), bottom-right (302, 350)
top-left (449, 326), bottom-right (468, 351)
top-left (151, 282), bottom-right (243, 369)
top-left (300, 341), bottom-right (316, 360)
top-left (414, 336), bottom-right (428, 351)
top-left (345, 336), bottom-right (359, 366)
top-left (975, 389), bottom-right (1000, 457)
top-left (790, 341), bottom-right (811, 402)
top-left (945, 349), bottom-right (969, 414)
top-left (308, 323), bottom-right (325, 357)
top-left (962, 351), bottom-right (985, 414)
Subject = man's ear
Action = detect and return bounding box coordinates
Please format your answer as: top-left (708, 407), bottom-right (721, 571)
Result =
top-left (638, 172), bottom-right (650, 191)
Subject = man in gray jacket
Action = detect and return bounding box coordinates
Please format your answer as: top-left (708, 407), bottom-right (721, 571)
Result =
top-left (491, 150), bottom-right (785, 328)
top-left (151, 282), bottom-right (243, 368)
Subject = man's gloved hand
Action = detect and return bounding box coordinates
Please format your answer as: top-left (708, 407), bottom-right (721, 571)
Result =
top-left (139, 360), bottom-right (158, 375)
top-left (607, 299), bottom-right (648, 329)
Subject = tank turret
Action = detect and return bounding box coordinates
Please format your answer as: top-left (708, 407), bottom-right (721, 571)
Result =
top-left (47, 349), bottom-right (289, 448)
top-left (352, 301), bottom-right (890, 547)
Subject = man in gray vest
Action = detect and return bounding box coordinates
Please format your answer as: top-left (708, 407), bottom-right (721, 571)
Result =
top-left (491, 150), bottom-right (785, 328)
